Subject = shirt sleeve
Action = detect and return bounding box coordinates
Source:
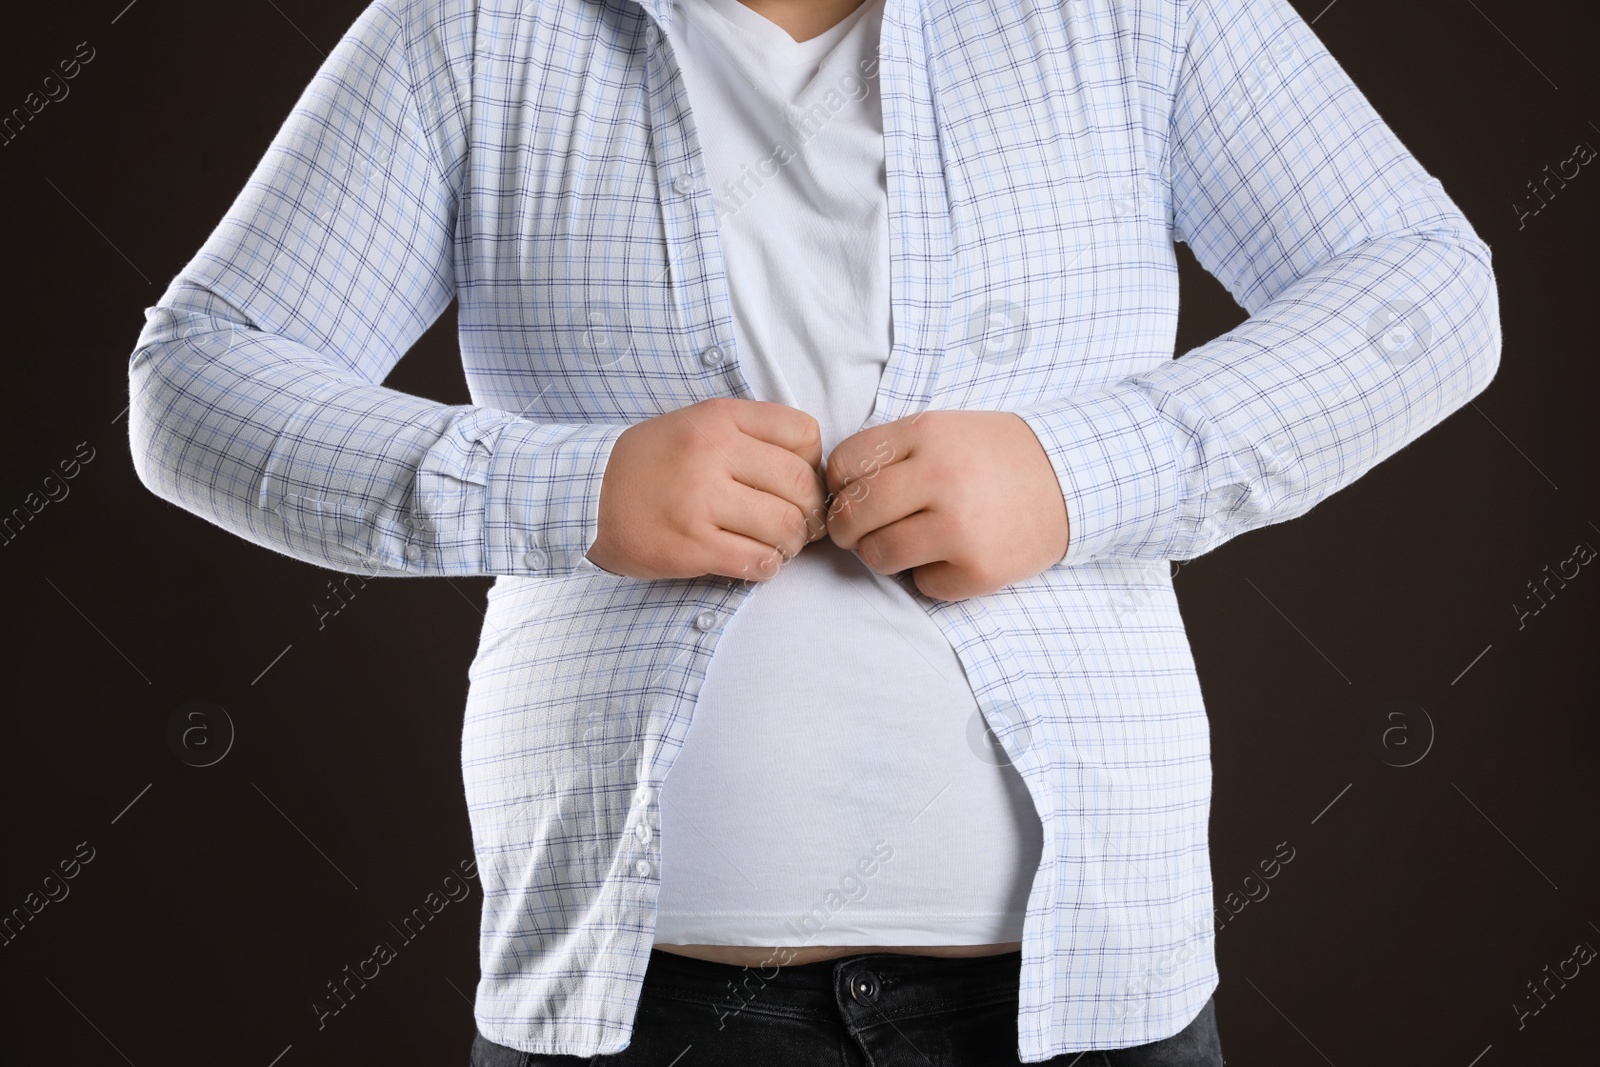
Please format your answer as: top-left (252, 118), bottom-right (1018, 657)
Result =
top-left (126, 0), bottom-right (628, 579)
top-left (1013, 0), bottom-right (1502, 567)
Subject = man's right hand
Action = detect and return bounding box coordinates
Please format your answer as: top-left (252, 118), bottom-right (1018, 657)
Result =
top-left (584, 397), bottom-right (828, 581)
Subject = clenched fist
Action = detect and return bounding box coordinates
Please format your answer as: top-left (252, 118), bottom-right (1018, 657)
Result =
top-left (585, 397), bottom-right (829, 581)
top-left (823, 409), bottom-right (1071, 601)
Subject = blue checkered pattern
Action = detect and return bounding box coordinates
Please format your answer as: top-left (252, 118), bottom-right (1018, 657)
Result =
top-left (126, 0), bottom-right (1499, 1057)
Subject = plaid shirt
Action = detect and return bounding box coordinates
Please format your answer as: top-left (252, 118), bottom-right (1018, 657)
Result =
top-left (127, 0), bottom-right (1499, 1057)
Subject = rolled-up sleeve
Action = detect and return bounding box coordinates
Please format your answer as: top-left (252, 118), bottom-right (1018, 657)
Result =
top-left (1015, 0), bottom-right (1501, 567)
top-left (126, 0), bottom-right (627, 578)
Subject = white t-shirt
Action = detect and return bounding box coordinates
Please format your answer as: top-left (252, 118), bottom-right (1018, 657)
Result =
top-left (653, 0), bottom-right (1043, 947)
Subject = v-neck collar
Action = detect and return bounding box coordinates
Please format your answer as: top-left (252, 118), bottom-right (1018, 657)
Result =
top-left (677, 0), bottom-right (881, 108)
top-left (702, 0), bottom-right (863, 51)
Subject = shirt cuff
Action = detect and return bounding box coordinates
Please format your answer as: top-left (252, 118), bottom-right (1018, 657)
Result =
top-left (483, 418), bottom-right (629, 577)
top-left (1012, 381), bottom-right (1185, 567)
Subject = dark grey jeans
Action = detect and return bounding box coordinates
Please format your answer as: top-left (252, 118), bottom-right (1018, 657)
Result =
top-left (470, 947), bottom-right (1223, 1066)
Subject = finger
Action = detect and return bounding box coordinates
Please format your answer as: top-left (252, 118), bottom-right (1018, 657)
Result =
top-left (698, 526), bottom-right (793, 583)
top-left (708, 480), bottom-right (814, 563)
top-left (727, 435), bottom-right (829, 538)
top-left (852, 508), bottom-right (947, 576)
top-left (825, 419), bottom-right (910, 495)
top-left (727, 400), bottom-right (825, 472)
top-left (907, 559), bottom-right (986, 602)
top-left (824, 457), bottom-right (929, 551)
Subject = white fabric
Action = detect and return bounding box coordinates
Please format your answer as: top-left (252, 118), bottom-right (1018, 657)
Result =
top-left (653, 0), bottom-right (1044, 947)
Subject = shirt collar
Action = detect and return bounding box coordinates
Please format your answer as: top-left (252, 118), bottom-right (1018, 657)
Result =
top-left (633, 0), bottom-right (675, 33)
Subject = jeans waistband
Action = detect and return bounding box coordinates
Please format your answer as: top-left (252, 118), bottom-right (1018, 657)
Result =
top-left (640, 947), bottom-right (1025, 1023)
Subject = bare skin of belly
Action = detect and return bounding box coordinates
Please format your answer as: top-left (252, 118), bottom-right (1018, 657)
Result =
top-left (654, 942), bottom-right (1022, 967)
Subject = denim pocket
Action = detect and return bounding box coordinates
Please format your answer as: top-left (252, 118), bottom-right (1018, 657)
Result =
top-left (1103, 997), bottom-right (1222, 1067)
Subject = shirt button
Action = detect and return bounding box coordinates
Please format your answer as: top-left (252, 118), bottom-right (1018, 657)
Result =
top-left (523, 548), bottom-right (547, 570)
top-left (635, 859), bottom-right (653, 878)
top-left (404, 544), bottom-right (422, 562)
top-left (699, 345), bottom-right (724, 366)
top-left (645, 24), bottom-right (658, 46)
top-left (694, 609), bottom-right (717, 631)
top-left (635, 822), bottom-right (652, 843)
top-left (672, 173), bottom-right (696, 196)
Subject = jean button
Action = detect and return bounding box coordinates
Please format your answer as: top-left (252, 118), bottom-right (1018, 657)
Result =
top-left (849, 970), bottom-right (880, 1004)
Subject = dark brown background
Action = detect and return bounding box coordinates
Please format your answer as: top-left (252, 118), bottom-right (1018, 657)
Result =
top-left (2, 0), bottom-right (1596, 1063)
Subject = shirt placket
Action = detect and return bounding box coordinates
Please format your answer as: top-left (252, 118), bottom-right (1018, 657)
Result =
top-left (627, 6), bottom-right (768, 894)
top-left (639, 11), bottom-right (756, 405)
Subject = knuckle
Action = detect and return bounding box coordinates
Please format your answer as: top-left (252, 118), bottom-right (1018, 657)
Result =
top-left (802, 500), bottom-right (829, 539)
top-left (864, 531), bottom-right (898, 573)
top-left (778, 505), bottom-right (807, 547)
top-left (859, 535), bottom-right (883, 571)
top-left (792, 462), bottom-right (818, 503)
top-left (937, 506), bottom-right (974, 548)
top-left (748, 546), bottom-right (783, 580)
top-left (825, 449), bottom-right (853, 489)
top-left (825, 494), bottom-right (853, 532)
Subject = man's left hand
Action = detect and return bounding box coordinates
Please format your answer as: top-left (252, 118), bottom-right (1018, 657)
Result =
top-left (823, 410), bottom-right (1070, 601)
